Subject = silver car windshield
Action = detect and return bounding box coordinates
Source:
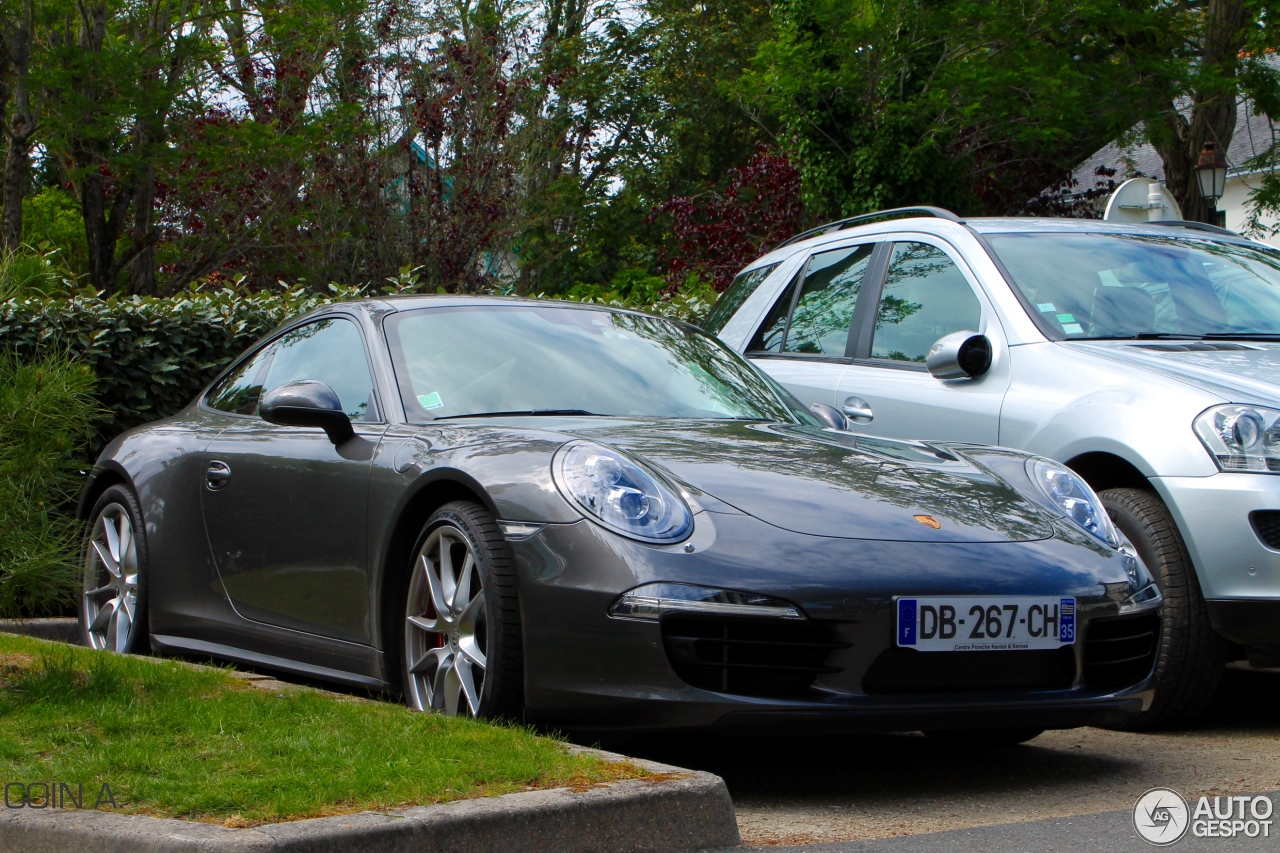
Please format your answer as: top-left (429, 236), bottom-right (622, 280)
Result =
top-left (385, 304), bottom-right (814, 422)
top-left (986, 233), bottom-right (1280, 340)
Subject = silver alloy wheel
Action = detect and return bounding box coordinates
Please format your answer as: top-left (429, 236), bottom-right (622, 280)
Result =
top-left (404, 525), bottom-right (487, 716)
top-left (82, 503), bottom-right (139, 652)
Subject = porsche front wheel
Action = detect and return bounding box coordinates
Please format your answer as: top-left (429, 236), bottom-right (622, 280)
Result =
top-left (401, 501), bottom-right (523, 720)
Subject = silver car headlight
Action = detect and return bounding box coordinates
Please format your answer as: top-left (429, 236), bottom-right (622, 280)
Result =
top-left (1026, 458), bottom-right (1119, 547)
top-left (1194, 404), bottom-right (1280, 473)
top-left (553, 442), bottom-right (693, 543)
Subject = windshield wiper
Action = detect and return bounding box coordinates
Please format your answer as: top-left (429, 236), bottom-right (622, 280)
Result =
top-left (433, 409), bottom-right (602, 420)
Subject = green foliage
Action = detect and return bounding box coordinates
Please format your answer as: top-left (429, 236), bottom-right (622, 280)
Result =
top-left (0, 244), bottom-right (78, 300)
top-left (0, 356), bottom-right (101, 618)
top-left (549, 269), bottom-right (718, 324)
top-left (21, 189), bottom-right (89, 277)
top-left (0, 634), bottom-right (637, 822)
top-left (0, 285), bottom-right (357, 442)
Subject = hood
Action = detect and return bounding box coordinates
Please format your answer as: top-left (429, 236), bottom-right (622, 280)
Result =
top-left (561, 420), bottom-right (1054, 543)
top-left (1066, 341), bottom-right (1280, 407)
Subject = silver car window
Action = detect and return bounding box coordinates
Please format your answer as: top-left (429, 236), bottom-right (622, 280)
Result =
top-left (747, 244), bottom-right (874, 355)
top-left (870, 243), bottom-right (982, 363)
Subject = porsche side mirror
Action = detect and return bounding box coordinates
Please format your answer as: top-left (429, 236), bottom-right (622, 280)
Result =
top-left (809, 403), bottom-right (848, 431)
top-left (925, 331), bottom-right (992, 380)
top-left (260, 380), bottom-right (355, 445)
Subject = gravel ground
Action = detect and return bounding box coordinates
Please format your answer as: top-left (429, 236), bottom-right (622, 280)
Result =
top-left (625, 664), bottom-right (1280, 847)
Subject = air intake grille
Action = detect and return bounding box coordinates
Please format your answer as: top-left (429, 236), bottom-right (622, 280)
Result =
top-left (1251, 510), bottom-right (1280, 550)
top-left (661, 617), bottom-right (847, 698)
top-left (1083, 613), bottom-right (1159, 689)
top-left (861, 647), bottom-right (1075, 694)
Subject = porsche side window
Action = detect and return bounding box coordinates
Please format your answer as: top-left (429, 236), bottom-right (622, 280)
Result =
top-left (703, 263), bottom-right (779, 334)
top-left (205, 346), bottom-right (274, 415)
top-left (783, 244), bottom-right (875, 355)
top-left (747, 245), bottom-right (874, 355)
top-left (870, 243), bottom-right (981, 363)
top-left (260, 318), bottom-right (377, 421)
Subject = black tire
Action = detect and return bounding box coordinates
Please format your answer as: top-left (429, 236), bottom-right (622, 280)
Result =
top-left (924, 727), bottom-right (1044, 746)
top-left (400, 500), bottom-right (524, 720)
top-left (1100, 487), bottom-right (1229, 730)
top-left (80, 484), bottom-right (150, 654)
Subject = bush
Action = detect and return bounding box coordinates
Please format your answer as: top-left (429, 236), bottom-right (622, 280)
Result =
top-left (0, 356), bottom-right (102, 617)
top-left (0, 285), bottom-right (351, 443)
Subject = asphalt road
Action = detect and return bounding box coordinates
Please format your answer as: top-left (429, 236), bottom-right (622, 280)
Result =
top-left (623, 663), bottom-right (1280, 850)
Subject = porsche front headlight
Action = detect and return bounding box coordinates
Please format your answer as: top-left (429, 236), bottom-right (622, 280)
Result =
top-left (1194, 404), bottom-right (1280, 473)
top-left (1026, 458), bottom-right (1119, 547)
top-left (553, 442), bottom-right (693, 543)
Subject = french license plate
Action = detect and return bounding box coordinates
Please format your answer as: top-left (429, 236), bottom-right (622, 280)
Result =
top-left (895, 596), bottom-right (1075, 651)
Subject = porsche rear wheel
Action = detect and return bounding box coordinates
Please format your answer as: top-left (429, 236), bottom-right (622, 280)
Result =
top-left (401, 501), bottom-right (523, 720)
top-left (81, 485), bottom-right (149, 654)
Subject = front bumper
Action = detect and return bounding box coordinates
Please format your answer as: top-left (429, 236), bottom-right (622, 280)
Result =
top-left (1153, 474), bottom-right (1280, 642)
top-left (511, 511), bottom-right (1157, 733)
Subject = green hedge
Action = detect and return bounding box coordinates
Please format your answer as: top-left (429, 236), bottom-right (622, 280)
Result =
top-left (0, 286), bottom-right (350, 442)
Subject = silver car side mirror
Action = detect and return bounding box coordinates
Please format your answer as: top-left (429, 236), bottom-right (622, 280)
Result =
top-left (925, 331), bottom-right (992, 380)
top-left (809, 403), bottom-right (848, 431)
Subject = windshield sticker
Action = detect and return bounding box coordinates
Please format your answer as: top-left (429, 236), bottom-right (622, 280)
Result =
top-left (1037, 303), bottom-right (1056, 312)
top-left (1056, 313), bottom-right (1076, 323)
top-left (1062, 323), bottom-right (1085, 335)
top-left (417, 392), bottom-right (444, 410)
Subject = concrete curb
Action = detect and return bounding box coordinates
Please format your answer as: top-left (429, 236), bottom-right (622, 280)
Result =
top-left (0, 751), bottom-right (739, 852)
top-left (0, 622), bottom-right (741, 852)
top-left (0, 616), bottom-right (80, 645)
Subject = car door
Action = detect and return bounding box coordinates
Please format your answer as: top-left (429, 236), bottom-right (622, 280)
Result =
top-left (744, 241), bottom-right (884, 408)
top-left (834, 239), bottom-right (1009, 443)
top-left (200, 315), bottom-right (386, 643)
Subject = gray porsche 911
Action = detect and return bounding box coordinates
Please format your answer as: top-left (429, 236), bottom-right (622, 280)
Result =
top-left (78, 296), bottom-right (1163, 740)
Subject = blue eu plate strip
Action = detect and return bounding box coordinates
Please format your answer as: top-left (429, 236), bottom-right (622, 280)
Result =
top-left (898, 599), bottom-right (917, 646)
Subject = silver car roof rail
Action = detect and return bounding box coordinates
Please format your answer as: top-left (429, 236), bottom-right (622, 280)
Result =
top-left (1147, 220), bottom-right (1240, 238)
top-left (775, 206), bottom-right (962, 249)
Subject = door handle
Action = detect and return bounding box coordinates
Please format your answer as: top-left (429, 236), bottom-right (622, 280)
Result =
top-left (842, 397), bottom-right (874, 424)
top-left (206, 460), bottom-right (231, 491)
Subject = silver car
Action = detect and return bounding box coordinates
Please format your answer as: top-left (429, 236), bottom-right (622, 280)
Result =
top-left (709, 207), bottom-right (1280, 728)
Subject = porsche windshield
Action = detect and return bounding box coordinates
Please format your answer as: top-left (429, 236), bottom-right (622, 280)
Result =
top-left (385, 304), bottom-right (811, 422)
top-left (985, 233), bottom-right (1280, 340)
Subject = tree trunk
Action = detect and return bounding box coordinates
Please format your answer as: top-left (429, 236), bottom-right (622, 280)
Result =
top-left (1149, 0), bottom-right (1251, 224)
top-left (128, 163), bottom-right (156, 294)
top-left (2, 0), bottom-right (35, 250)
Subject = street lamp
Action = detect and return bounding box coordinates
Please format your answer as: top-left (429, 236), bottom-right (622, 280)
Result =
top-left (1195, 141), bottom-right (1228, 225)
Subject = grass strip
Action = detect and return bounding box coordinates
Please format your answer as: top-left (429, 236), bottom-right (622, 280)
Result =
top-left (0, 634), bottom-right (641, 825)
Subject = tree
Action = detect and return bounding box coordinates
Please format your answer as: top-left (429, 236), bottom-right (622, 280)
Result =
top-left (1, 0), bottom-right (36, 250)
top-left (1113, 0), bottom-right (1279, 224)
top-left (36, 0), bottom-right (209, 294)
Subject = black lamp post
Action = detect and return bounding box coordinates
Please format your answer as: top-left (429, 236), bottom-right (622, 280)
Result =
top-left (1195, 141), bottom-right (1228, 226)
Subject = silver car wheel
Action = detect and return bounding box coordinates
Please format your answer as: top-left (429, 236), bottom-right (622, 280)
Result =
top-left (404, 524), bottom-right (487, 716)
top-left (82, 503), bottom-right (140, 652)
